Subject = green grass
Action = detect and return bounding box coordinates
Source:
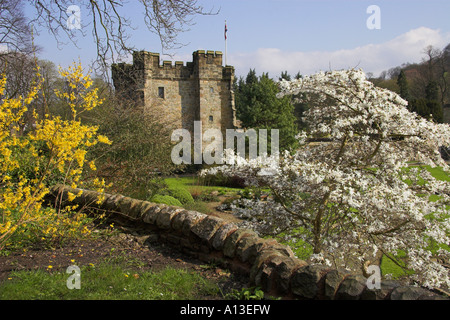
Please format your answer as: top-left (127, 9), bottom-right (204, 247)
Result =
top-left (0, 263), bottom-right (221, 300)
top-left (423, 165), bottom-right (450, 182)
top-left (402, 165), bottom-right (449, 187)
top-left (182, 201), bottom-right (212, 214)
top-left (271, 228), bottom-right (314, 261)
top-left (150, 194), bottom-right (183, 207)
top-left (379, 250), bottom-right (415, 280)
top-left (155, 176), bottom-right (245, 214)
top-left (164, 176), bottom-right (243, 195)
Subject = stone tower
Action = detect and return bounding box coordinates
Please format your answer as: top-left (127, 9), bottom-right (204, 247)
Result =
top-left (111, 50), bottom-right (237, 138)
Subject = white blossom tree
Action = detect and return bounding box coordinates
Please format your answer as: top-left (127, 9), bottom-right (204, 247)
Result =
top-left (202, 68), bottom-right (450, 290)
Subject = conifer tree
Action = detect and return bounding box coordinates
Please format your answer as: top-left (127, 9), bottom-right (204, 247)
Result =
top-left (235, 70), bottom-right (298, 152)
top-left (397, 70), bottom-right (410, 101)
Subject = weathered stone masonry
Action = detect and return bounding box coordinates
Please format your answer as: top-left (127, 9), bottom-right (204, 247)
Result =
top-left (112, 50), bottom-right (237, 139)
top-left (47, 185), bottom-right (448, 300)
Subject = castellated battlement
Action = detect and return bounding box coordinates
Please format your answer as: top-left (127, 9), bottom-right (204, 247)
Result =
top-left (137, 50), bottom-right (224, 67)
top-left (112, 49), bottom-right (237, 140)
top-left (126, 50), bottom-right (233, 81)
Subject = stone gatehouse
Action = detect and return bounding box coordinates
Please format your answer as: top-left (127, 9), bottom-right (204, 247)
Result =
top-left (111, 50), bottom-right (237, 137)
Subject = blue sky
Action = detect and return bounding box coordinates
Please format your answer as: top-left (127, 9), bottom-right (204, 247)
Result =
top-left (29, 0), bottom-right (450, 78)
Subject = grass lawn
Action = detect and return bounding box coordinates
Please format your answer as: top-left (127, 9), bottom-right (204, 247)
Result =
top-left (164, 176), bottom-right (243, 196)
top-left (0, 264), bottom-right (220, 300)
top-left (159, 176), bottom-right (245, 217)
top-left (0, 231), bottom-right (242, 300)
top-left (379, 253), bottom-right (414, 280)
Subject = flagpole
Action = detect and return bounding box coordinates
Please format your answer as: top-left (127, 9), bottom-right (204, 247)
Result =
top-left (225, 20), bottom-right (227, 66)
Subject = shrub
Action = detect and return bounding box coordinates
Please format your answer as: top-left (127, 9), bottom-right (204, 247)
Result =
top-left (150, 194), bottom-right (182, 207)
top-left (0, 62), bottom-right (111, 251)
top-left (89, 95), bottom-right (183, 198)
top-left (168, 187), bottom-right (194, 205)
top-left (3, 207), bottom-right (95, 252)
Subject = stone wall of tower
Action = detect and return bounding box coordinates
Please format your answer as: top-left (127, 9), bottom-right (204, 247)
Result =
top-left (193, 50), bottom-right (236, 138)
top-left (112, 50), bottom-right (236, 138)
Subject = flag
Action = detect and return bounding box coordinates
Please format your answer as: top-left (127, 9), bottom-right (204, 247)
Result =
top-left (225, 21), bottom-right (228, 40)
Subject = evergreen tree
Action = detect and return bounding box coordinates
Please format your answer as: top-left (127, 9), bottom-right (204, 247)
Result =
top-left (425, 80), bottom-right (443, 123)
top-left (245, 68), bottom-right (258, 85)
top-left (425, 80), bottom-right (440, 102)
top-left (279, 71), bottom-right (291, 81)
top-left (427, 100), bottom-right (443, 123)
top-left (235, 70), bottom-right (298, 152)
top-left (405, 79), bottom-right (443, 123)
top-left (397, 70), bottom-right (410, 101)
top-left (409, 98), bottom-right (428, 118)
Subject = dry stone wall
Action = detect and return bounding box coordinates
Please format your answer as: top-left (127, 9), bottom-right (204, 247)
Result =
top-left (46, 185), bottom-right (448, 300)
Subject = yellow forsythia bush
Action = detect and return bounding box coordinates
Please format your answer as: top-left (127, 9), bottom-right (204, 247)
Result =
top-left (0, 62), bottom-right (111, 250)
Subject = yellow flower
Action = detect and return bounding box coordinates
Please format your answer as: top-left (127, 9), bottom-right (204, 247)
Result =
top-left (97, 135), bottom-right (112, 145)
top-left (88, 160), bottom-right (97, 171)
top-left (67, 192), bottom-right (77, 202)
top-left (0, 61), bottom-right (111, 251)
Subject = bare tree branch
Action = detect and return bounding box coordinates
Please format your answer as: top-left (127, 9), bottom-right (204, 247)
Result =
top-left (0, 0), bottom-right (36, 55)
top-left (25, 0), bottom-right (218, 72)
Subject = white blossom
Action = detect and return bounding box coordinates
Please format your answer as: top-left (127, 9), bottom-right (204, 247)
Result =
top-left (205, 68), bottom-right (450, 289)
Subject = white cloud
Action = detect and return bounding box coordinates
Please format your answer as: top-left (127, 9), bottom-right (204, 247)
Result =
top-left (230, 27), bottom-right (450, 78)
